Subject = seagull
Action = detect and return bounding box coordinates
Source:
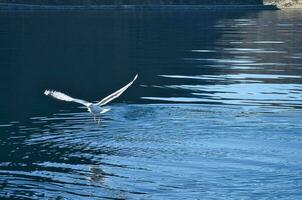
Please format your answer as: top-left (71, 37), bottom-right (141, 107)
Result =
top-left (44, 74), bottom-right (138, 123)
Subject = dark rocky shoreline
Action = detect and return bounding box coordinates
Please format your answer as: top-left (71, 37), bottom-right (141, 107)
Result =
top-left (0, 0), bottom-right (264, 5)
top-left (0, 2), bottom-right (277, 10)
top-left (1, 0), bottom-right (301, 9)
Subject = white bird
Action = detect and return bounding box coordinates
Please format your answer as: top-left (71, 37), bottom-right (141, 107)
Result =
top-left (44, 74), bottom-right (138, 123)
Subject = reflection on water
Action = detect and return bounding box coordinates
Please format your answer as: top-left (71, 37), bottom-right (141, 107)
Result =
top-left (0, 9), bottom-right (302, 199)
top-left (141, 11), bottom-right (302, 108)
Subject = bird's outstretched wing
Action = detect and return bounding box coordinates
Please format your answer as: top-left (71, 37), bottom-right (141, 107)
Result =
top-left (97, 74), bottom-right (138, 106)
top-left (44, 90), bottom-right (91, 107)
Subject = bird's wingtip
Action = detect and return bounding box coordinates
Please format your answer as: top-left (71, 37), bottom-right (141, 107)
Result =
top-left (44, 90), bottom-right (52, 96)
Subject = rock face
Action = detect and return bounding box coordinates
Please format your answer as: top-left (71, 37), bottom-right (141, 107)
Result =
top-left (264, 0), bottom-right (302, 7)
top-left (0, 0), bottom-right (264, 5)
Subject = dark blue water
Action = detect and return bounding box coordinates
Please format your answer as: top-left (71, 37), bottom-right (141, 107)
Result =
top-left (0, 9), bottom-right (302, 199)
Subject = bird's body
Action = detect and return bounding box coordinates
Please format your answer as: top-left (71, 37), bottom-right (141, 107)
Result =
top-left (87, 103), bottom-right (109, 115)
top-left (87, 103), bottom-right (102, 114)
top-left (44, 74), bottom-right (138, 123)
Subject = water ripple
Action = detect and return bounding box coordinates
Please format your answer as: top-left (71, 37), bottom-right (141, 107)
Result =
top-left (1, 9), bottom-right (302, 200)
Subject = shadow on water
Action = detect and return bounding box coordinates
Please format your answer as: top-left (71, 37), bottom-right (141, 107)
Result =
top-left (0, 9), bottom-right (302, 200)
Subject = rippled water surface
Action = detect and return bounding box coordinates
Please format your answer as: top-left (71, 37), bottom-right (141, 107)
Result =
top-left (0, 9), bottom-right (302, 199)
